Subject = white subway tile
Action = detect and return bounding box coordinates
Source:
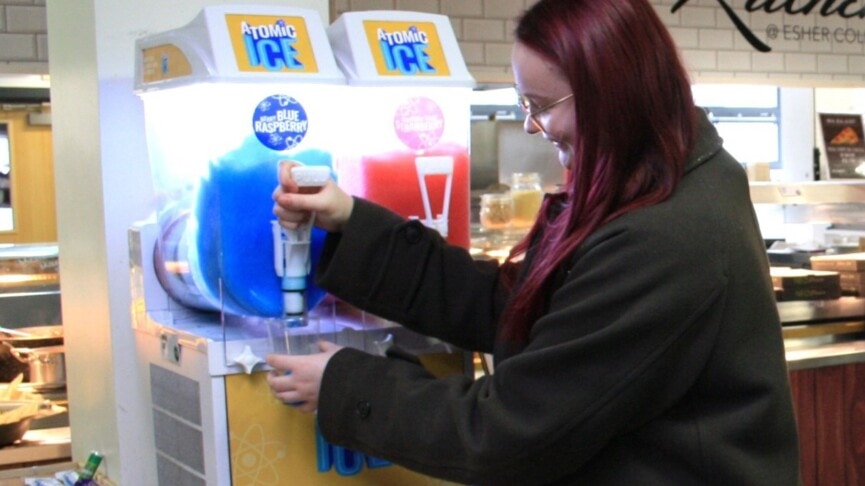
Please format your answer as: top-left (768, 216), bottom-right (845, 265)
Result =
top-left (700, 29), bottom-right (734, 50)
top-left (484, 42), bottom-right (512, 67)
top-left (483, 0), bottom-right (524, 20)
top-left (681, 49), bottom-right (717, 71)
top-left (441, 0), bottom-right (482, 17)
top-left (395, 0), bottom-right (439, 14)
top-left (5, 5), bottom-right (45, 33)
top-left (0, 32), bottom-right (35, 60)
top-left (459, 41), bottom-right (484, 65)
top-left (681, 7), bottom-right (716, 28)
top-left (348, 0), bottom-right (396, 10)
top-left (785, 53), bottom-right (817, 73)
top-left (817, 54), bottom-right (849, 74)
top-left (717, 50), bottom-right (752, 71)
top-left (670, 27), bottom-right (700, 49)
top-left (462, 18), bottom-right (505, 42)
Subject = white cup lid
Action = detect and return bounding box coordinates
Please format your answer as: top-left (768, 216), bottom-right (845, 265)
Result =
top-left (291, 166), bottom-right (331, 187)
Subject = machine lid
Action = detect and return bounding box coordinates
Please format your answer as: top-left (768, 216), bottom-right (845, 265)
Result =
top-left (327, 10), bottom-right (475, 88)
top-left (134, 4), bottom-right (346, 92)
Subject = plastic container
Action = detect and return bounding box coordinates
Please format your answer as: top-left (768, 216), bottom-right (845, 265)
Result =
top-left (510, 172), bottom-right (543, 228)
top-left (479, 193), bottom-right (513, 230)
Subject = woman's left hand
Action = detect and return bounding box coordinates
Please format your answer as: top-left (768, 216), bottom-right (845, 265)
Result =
top-left (266, 340), bottom-right (343, 413)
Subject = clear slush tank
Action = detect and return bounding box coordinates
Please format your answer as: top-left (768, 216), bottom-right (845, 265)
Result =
top-left (141, 84), bottom-right (340, 317)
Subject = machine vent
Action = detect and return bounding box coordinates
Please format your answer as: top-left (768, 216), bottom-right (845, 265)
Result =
top-left (150, 364), bottom-right (207, 486)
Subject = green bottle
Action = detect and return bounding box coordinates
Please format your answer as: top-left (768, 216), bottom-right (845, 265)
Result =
top-left (73, 451), bottom-right (103, 485)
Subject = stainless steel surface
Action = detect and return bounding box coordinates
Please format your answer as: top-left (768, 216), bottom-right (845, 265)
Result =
top-left (0, 244), bottom-right (61, 328)
top-left (0, 328), bottom-right (29, 338)
top-left (778, 297), bottom-right (865, 370)
top-left (0, 325), bottom-right (63, 347)
top-left (0, 291), bottom-right (61, 328)
top-left (19, 346), bottom-right (65, 387)
top-left (777, 297), bottom-right (865, 325)
top-left (785, 335), bottom-right (865, 370)
top-left (750, 180), bottom-right (865, 205)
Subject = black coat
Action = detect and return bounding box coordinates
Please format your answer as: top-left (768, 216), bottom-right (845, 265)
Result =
top-left (314, 111), bottom-right (800, 485)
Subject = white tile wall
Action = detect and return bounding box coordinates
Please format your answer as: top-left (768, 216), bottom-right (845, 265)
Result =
top-left (677, 1), bottom-right (865, 83)
top-left (717, 50), bottom-right (752, 71)
top-left (441, 0), bottom-right (482, 18)
top-left (461, 18), bottom-right (505, 42)
top-left (0, 0), bottom-right (45, 72)
top-left (5, 4), bottom-right (44, 32)
top-left (786, 53), bottom-right (818, 73)
top-left (1, 0), bottom-right (863, 84)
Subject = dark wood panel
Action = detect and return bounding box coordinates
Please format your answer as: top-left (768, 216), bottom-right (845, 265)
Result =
top-left (790, 368), bottom-right (817, 486)
top-left (790, 362), bottom-right (865, 485)
top-left (815, 365), bottom-right (846, 485)
top-left (844, 362), bottom-right (865, 485)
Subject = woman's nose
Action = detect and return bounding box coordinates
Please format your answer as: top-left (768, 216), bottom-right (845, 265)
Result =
top-left (524, 115), bottom-right (542, 135)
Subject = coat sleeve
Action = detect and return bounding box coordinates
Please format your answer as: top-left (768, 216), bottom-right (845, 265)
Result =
top-left (315, 197), bottom-right (509, 353)
top-left (316, 196), bottom-right (733, 485)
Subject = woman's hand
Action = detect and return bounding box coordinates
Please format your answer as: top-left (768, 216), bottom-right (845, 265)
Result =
top-left (272, 160), bottom-right (355, 233)
top-left (266, 340), bottom-right (343, 413)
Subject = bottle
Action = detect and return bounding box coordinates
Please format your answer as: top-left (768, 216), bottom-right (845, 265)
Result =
top-left (509, 172), bottom-right (543, 229)
top-left (73, 451), bottom-right (103, 485)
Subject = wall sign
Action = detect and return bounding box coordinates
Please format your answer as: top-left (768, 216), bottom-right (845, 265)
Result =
top-left (661, 0), bottom-right (865, 82)
top-left (672, 0), bottom-right (865, 53)
top-left (819, 113), bottom-right (865, 179)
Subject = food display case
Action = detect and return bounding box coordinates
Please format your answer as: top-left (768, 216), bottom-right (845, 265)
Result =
top-left (750, 180), bottom-right (865, 366)
top-left (0, 244), bottom-right (69, 468)
top-left (752, 179), bottom-right (865, 482)
top-left (0, 244), bottom-right (61, 330)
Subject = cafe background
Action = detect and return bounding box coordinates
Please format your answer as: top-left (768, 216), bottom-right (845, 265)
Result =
top-left (0, 0), bottom-right (863, 484)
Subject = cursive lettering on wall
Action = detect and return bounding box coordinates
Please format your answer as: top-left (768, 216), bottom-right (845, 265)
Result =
top-left (671, 0), bottom-right (865, 52)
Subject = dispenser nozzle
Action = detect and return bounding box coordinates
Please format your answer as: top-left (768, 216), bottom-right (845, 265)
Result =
top-left (272, 165), bottom-right (332, 321)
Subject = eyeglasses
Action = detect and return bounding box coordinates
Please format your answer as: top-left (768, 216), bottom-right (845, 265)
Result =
top-left (517, 92), bottom-right (574, 133)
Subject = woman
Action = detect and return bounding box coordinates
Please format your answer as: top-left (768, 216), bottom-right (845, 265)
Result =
top-left (267, 0), bottom-right (801, 483)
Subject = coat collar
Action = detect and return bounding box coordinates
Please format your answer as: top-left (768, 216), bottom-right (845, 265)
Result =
top-left (687, 108), bottom-right (725, 174)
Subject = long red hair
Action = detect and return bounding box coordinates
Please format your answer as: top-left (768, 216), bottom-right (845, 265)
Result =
top-left (502, 0), bottom-right (697, 344)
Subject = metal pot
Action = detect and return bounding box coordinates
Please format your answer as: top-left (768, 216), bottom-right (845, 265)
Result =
top-left (17, 346), bottom-right (65, 387)
top-left (0, 345), bottom-right (66, 387)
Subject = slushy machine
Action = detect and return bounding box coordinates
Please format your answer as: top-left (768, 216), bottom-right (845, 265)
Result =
top-left (129, 4), bottom-right (474, 485)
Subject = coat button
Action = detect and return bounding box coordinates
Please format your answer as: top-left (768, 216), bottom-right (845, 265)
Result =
top-left (355, 401), bottom-right (372, 418)
top-left (403, 222), bottom-right (423, 244)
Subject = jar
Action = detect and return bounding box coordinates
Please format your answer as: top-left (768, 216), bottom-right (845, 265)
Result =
top-left (479, 193), bottom-right (513, 230)
top-left (509, 172), bottom-right (543, 228)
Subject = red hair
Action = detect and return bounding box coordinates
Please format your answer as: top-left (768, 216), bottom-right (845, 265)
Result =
top-left (502, 0), bottom-right (697, 344)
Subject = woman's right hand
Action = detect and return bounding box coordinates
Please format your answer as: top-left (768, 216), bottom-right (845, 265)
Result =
top-left (272, 161), bottom-right (354, 233)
